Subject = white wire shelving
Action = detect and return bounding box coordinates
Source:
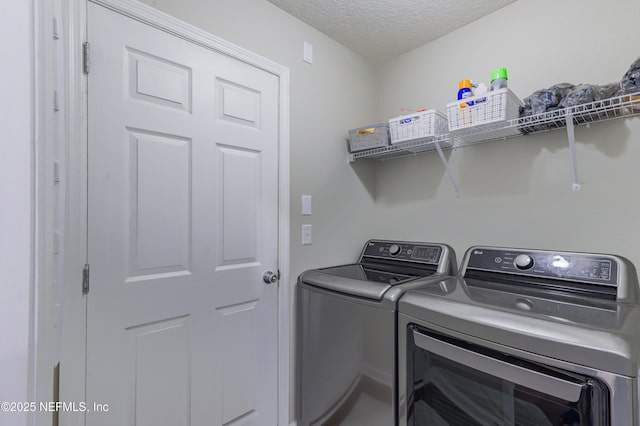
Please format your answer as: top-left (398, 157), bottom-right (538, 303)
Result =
top-left (348, 92), bottom-right (640, 194)
top-left (348, 134), bottom-right (451, 161)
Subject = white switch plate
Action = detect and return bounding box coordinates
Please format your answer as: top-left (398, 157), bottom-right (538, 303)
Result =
top-left (303, 41), bottom-right (313, 64)
top-left (302, 195), bottom-right (312, 215)
top-left (302, 224), bottom-right (312, 245)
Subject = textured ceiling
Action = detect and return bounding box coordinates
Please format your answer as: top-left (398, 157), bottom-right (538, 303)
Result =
top-left (267, 0), bottom-right (516, 63)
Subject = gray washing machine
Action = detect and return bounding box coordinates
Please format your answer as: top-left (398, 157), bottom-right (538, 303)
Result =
top-left (296, 239), bottom-right (456, 426)
top-left (398, 246), bottom-right (640, 426)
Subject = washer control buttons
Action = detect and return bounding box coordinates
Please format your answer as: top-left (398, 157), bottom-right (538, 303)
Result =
top-left (389, 244), bottom-right (401, 256)
top-left (514, 254), bottom-right (534, 270)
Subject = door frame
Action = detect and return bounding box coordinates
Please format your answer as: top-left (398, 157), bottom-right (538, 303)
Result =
top-left (55, 0), bottom-right (291, 424)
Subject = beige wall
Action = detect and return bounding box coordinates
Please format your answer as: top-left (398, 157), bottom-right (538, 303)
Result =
top-left (374, 0), bottom-right (640, 267)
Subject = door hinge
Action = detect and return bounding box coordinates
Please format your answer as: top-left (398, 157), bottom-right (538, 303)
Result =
top-left (82, 263), bottom-right (90, 294)
top-left (82, 42), bottom-right (91, 75)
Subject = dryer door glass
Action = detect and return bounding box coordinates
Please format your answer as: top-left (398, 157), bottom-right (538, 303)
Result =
top-left (406, 326), bottom-right (609, 426)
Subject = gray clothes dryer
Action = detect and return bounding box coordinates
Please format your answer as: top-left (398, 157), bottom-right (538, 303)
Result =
top-left (398, 246), bottom-right (640, 426)
top-left (296, 239), bottom-right (456, 426)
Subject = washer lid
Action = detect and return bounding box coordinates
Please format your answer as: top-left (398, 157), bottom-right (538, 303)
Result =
top-left (298, 240), bottom-right (455, 301)
top-left (399, 277), bottom-right (640, 376)
top-left (300, 264), bottom-right (419, 300)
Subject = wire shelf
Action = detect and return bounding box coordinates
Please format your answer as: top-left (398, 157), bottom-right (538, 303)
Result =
top-left (519, 92), bottom-right (640, 135)
top-left (450, 119), bottom-right (522, 148)
top-left (349, 92), bottom-right (640, 162)
top-left (348, 134), bottom-right (452, 162)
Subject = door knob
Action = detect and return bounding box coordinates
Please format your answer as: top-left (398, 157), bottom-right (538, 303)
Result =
top-left (263, 271), bottom-right (278, 284)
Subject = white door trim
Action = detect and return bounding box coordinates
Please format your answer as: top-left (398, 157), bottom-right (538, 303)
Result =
top-left (57, 1), bottom-right (291, 424)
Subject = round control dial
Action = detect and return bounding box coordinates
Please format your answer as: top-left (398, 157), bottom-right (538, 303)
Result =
top-left (514, 254), bottom-right (534, 270)
top-left (388, 244), bottom-right (401, 256)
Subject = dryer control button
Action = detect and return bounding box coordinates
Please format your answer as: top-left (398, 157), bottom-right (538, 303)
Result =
top-left (514, 254), bottom-right (534, 270)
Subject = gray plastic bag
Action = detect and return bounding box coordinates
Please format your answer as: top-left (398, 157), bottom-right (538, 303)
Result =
top-left (620, 57), bottom-right (640, 94)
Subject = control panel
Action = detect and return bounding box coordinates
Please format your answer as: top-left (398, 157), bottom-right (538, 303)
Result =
top-left (361, 240), bottom-right (442, 265)
top-left (465, 247), bottom-right (618, 287)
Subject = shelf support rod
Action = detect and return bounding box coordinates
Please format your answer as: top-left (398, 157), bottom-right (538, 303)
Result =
top-left (565, 113), bottom-right (581, 190)
top-left (434, 140), bottom-right (460, 198)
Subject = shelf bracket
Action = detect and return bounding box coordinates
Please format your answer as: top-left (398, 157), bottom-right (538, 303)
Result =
top-left (565, 113), bottom-right (581, 190)
top-left (434, 140), bottom-right (460, 198)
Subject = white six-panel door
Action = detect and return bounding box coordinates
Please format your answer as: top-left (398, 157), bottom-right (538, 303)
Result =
top-left (86, 3), bottom-right (279, 425)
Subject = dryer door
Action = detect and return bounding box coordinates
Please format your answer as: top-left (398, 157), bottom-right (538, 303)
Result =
top-left (405, 325), bottom-right (610, 426)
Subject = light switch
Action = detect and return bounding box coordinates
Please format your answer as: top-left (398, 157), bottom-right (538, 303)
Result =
top-left (303, 41), bottom-right (313, 64)
top-left (302, 224), bottom-right (312, 245)
top-left (302, 195), bottom-right (312, 215)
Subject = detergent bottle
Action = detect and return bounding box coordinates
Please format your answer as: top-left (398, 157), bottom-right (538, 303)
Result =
top-left (458, 79), bottom-right (474, 100)
top-left (490, 68), bottom-right (508, 91)
top-left (457, 79), bottom-right (474, 108)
